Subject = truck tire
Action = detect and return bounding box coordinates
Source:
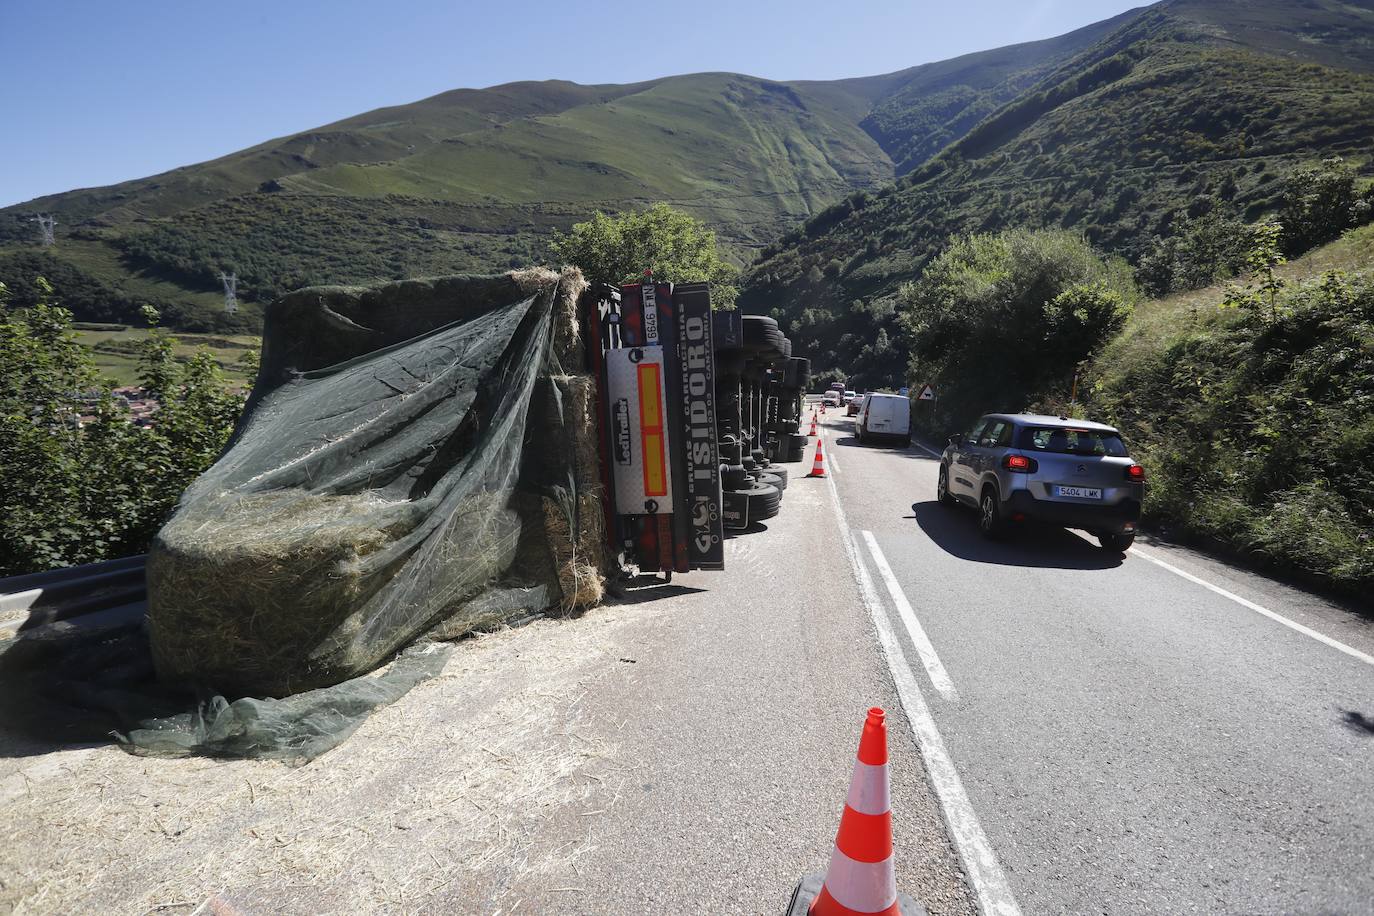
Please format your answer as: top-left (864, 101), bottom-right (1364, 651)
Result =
top-left (766, 466), bottom-right (789, 489)
top-left (723, 465), bottom-right (750, 490)
top-left (742, 481), bottom-right (782, 522)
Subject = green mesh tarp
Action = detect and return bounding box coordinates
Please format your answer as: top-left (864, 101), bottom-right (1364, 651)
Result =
top-left (0, 271), bottom-right (599, 762)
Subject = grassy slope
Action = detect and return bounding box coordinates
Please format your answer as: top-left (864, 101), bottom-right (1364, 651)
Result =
top-left (1102, 223), bottom-right (1374, 369)
top-left (1086, 225), bottom-right (1374, 592)
top-left (741, 0), bottom-right (1374, 388)
top-left (73, 325), bottom-right (260, 388)
top-left (0, 20), bottom-right (1122, 332)
top-left (0, 73), bottom-right (897, 329)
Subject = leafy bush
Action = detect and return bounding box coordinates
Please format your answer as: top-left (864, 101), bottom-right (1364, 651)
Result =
top-left (549, 204), bottom-right (738, 307)
top-left (1135, 211), bottom-right (1259, 296)
top-left (1278, 157), bottom-right (1373, 256)
top-left (899, 229), bottom-right (1137, 435)
top-left (0, 281), bottom-right (245, 575)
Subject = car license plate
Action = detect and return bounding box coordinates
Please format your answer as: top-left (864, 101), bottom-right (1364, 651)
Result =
top-left (1055, 485), bottom-right (1102, 499)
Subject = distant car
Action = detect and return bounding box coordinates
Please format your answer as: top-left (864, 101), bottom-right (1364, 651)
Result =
top-left (938, 413), bottom-right (1144, 551)
top-left (855, 392), bottom-right (911, 444)
top-left (821, 392), bottom-right (841, 407)
top-left (846, 394), bottom-right (862, 416)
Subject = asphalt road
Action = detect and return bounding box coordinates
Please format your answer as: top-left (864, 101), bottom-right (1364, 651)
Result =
top-left (817, 409), bottom-right (1374, 914)
top-left (6, 409), bottom-right (1372, 915)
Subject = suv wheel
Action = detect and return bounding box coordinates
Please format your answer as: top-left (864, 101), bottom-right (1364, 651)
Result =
top-left (1098, 532), bottom-right (1135, 552)
top-left (937, 465), bottom-right (955, 507)
top-left (979, 488), bottom-right (1006, 539)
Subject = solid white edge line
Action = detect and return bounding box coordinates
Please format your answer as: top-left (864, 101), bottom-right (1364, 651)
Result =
top-left (825, 467), bottom-right (1021, 916)
top-left (860, 530), bottom-right (959, 701)
top-left (1129, 545), bottom-right (1374, 668)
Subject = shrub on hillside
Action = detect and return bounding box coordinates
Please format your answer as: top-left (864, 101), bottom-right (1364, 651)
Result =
top-left (1278, 157), bottom-right (1373, 256)
top-left (1090, 269), bottom-right (1374, 593)
top-left (899, 229), bottom-right (1137, 435)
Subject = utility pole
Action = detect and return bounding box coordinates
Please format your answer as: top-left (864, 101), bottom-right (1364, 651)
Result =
top-left (31, 214), bottom-right (56, 247)
top-left (219, 271), bottom-right (238, 314)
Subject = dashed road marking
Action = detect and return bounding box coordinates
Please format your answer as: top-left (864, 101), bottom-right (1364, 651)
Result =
top-left (860, 530), bottom-right (958, 701)
top-left (824, 463), bottom-right (1021, 916)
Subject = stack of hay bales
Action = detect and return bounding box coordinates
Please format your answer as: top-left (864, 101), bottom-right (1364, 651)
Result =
top-left (147, 269), bottom-right (608, 697)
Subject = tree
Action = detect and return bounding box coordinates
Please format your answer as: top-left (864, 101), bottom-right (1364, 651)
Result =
top-left (0, 280), bottom-right (246, 575)
top-left (898, 229), bottom-right (1137, 435)
top-left (549, 204), bottom-right (738, 307)
top-left (1278, 157), bottom-right (1369, 256)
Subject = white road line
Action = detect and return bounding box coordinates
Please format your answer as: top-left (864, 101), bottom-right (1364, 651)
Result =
top-left (860, 530), bottom-right (959, 701)
top-left (1131, 545), bottom-right (1374, 668)
top-left (824, 467), bottom-right (1021, 916)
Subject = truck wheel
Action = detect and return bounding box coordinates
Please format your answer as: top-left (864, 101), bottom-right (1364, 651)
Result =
top-left (743, 481), bottom-right (782, 522)
top-left (764, 467), bottom-right (788, 490)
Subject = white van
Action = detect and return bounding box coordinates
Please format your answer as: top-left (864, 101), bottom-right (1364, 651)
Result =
top-left (856, 392), bottom-right (911, 444)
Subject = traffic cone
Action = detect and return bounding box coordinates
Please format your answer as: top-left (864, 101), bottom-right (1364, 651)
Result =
top-left (809, 416), bottom-right (818, 437)
top-left (808, 436), bottom-right (826, 478)
top-left (784, 709), bottom-right (924, 916)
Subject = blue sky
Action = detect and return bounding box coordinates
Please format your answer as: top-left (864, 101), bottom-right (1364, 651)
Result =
top-left (0, 0), bottom-right (1149, 208)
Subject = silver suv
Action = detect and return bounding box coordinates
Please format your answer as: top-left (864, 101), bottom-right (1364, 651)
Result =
top-left (937, 413), bottom-right (1145, 551)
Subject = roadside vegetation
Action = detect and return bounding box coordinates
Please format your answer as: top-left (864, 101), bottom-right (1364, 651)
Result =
top-left (550, 204), bottom-right (739, 307)
top-left (0, 281), bottom-right (247, 575)
top-left (1088, 225), bottom-right (1374, 594)
top-left (900, 229), bottom-right (1136, 436)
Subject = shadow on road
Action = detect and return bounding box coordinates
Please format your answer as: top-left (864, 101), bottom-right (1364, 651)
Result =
top-left (828, 429), bottom-right (940, 461)
top-left (909, 500), bottom-right (1124, 570)
top-left (725, 521), bottom-right (770, 538)
top-left (1340, 709), bottom-right (1374, 737)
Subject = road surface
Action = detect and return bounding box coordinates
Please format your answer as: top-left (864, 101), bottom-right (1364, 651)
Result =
top-left (3, 409), bottom-right (1372, 914)
top-left (818, 408), bottom-right (1374, 914)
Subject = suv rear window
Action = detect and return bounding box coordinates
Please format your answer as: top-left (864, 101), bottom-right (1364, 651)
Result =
top-left (1020, 427), bottom-right (1127, 456)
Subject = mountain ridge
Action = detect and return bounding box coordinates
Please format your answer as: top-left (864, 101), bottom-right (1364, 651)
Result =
top-left (4, 0), bottom-right (1370, 337)
top-left (738, 0), bottom-right (1374, 388)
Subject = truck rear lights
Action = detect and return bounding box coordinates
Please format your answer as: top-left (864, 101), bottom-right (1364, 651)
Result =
top-left (1003, 454), bottom-right (1037, 472)
top-left (1125, 464), bottom-right (1146, 481)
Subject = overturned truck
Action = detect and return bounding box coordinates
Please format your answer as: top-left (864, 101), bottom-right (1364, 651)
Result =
top-left (147, 272), bottom-right (809, 700)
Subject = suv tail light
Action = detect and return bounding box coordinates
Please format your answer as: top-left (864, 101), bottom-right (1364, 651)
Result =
top-left (1125, 464), bottom-right (1146, 482)
top-left (1003, 454), bottom-right (1038, 473)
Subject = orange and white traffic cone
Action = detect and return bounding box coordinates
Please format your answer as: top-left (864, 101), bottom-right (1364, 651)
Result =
top-left (808, 436), bottom-right (826, 478)
top-left (809, 416), bottom-right (818, 437)
top-left (785, 708), bottom-right (923, 916)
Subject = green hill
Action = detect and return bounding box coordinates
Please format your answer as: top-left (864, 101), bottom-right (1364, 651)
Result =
top-left (740, 0), bottom-right (1374, 388)
top-left (0, 17), bottom-right (1130, 331)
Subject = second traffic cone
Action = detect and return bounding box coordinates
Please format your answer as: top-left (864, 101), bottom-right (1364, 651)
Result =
top-left (808, 436), bottom-right (826, 477)
top-left (809, 415), bottom-right (818, 437)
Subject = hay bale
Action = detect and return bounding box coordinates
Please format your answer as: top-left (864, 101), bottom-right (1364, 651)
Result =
top-left (148, 489), bottom-right (524, 696)
top-left (542, 493), bottom-right (606, 611)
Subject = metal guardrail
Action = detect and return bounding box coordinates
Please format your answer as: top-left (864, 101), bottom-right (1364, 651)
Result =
top-left (0, 555), bottom-right (147, 634)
